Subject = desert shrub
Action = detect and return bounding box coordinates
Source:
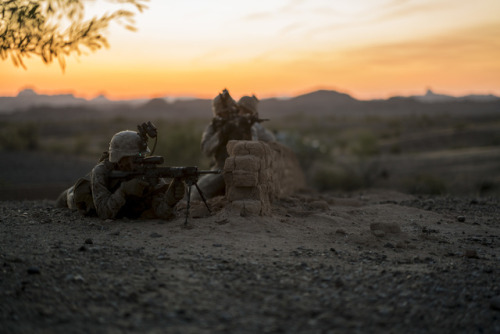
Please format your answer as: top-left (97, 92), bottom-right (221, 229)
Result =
top-left (43, 141), bottom-right (67, 154)
top-left (72, 135), bottom-right (91, 155)
top-left (275, 131), bottom-right (331, 172)
top-left (380, 119), bottom-right (401, 140)
top-left (416, 114), bottom-right (435, 128)
top-left (153, 121), bottom-right (210, 167)
top-left (350, 132), bottom-right (380, 157)
top-left (453, 121), bottom-right (468, 133)
top-left (476, 179), bottom-right (499, 195)
top-left (310, 165), bottom-right (362, 191)
top-left (390, 144), bottom-right (402, 154)
top-left (0, 123), bottom-right (39, 151)
top-left (404, 174), bottom-right (447, 195)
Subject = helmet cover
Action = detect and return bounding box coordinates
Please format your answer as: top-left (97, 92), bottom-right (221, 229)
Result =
top-left (108, 130), bottom-right (149, 163)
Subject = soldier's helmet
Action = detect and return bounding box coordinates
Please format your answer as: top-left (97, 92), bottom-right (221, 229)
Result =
top-left (212, 89), bottom-right (238, 118)
top-left (108, 130), bottom-right (149, 163)
top-left (238, 95), bottom-right (259, 116)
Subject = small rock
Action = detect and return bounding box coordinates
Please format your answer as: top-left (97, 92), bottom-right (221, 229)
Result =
top-left (335, 229), bottom-right (347, 236)
top-left (372, 230), bottom-right (386, 238)
top-left (334, 278), bottom-right (344, 288)
top-left (464, 249), bottom-right (479, 259)
top-left (84, 238), bottom-right (93, 244)
top-left (396, 241), bottom-right (408, 249)
top-left (370, 222), bottom-right (401, 234)
top-left (309, 200), bottom-right (329, 210)
top-left (65, 274), bottom-right (85, 282)
top-left (27, 267), bottom-right (40, 275)
top-left (150, 232), bottom-right (162, 238)
top-left (37, 306), bottom-right (54, 317)
top-left (490, 296), bottom-right (500, 311)
top-left (457, 216), bottom-right (466, 222)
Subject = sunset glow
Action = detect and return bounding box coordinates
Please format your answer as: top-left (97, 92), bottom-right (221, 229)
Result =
top-left (2, 0), bottom-right (500, 100)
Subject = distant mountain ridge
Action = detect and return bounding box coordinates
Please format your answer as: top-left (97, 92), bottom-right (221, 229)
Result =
top-left (1, 88), bottom-right (499, 122)
top-left (407, 89), bottom-right (500, 103)
top-left (1, 88), bottom-right (499, 114)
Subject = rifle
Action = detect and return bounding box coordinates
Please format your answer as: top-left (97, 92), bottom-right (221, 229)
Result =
top-left (212, 114), bottom-right (269, 129)
top-left (212, 115), bottom-right (270, 142)
top-left (109, 156), bottom-right (221, 225)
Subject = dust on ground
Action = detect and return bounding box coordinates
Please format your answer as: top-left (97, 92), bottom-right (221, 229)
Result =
top-left (1, 189), bottom-right (499, 333)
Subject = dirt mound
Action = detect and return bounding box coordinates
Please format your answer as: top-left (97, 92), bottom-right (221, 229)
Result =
top-left (1, 190), bottom-right (499, 333)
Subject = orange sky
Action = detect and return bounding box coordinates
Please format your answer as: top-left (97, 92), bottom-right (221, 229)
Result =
top-left (2, 0), bottom-right (500, 100)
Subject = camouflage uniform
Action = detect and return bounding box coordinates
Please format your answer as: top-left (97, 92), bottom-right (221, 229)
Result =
top-left (193, 90), bottom-right (275, 200)
top-left (56, 130), bottom-right (182, 220)
top-left (237, 94), bottom-right (275, 143)
top-left (90, 158), bottom-right (177, 220)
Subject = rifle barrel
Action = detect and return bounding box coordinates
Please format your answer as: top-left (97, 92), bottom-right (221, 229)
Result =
top-left (198, 169), bottom-right (222, 174)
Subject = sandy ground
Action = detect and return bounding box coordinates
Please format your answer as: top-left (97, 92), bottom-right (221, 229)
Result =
top-left (1, 189), bottom-right (499, 333)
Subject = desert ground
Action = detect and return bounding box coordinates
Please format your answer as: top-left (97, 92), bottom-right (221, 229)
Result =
top-left (1, 170), bottom-right (499, 333)
top-left (1, 97), bottom-right (500, 333)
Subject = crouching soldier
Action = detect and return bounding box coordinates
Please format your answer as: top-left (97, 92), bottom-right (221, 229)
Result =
top-left (56, 129), bottom-right (185, 220)
top-left (193, 89), bottom-right (275, 200)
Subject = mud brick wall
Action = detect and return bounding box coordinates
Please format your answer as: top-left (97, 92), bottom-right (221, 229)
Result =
top-left (223, 140), bottom-right (306, 215)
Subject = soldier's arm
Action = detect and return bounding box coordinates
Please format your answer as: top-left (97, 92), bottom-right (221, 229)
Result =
top-left (150, 179), bottom-right (177, 220)
top-left (90, 162), bottom-right (127, 219)
top-left (201, 123), bottom-right (221, 157)
top-left (252, 122), bottom-right (276, 142)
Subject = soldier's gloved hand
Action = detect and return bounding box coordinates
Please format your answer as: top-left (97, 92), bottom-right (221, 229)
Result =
top-left (120, 179), bottom-right (149, 197)
top-left (238, 115), bottom-right (253, 128)
top-left (221, 120), bottom-right (237, 134)
top-left (166, 179), bottom-right (186, 206)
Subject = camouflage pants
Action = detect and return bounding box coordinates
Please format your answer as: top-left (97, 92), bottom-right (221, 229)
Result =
top-left (55, 177), bottom-right (95, 216)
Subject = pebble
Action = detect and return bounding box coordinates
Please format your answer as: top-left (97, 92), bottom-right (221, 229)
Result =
top-left (27, 267), bottom-right (41, 275)
top-left (372, 230), bottom-right (386, 238)
top-left (490, 296), bottom-right (500, 311)
top-left (335, 229), bottom-right (347, 236)
top-left (84, 238), bottom-right (93, 244)
top-left (309, 200), bottom-right (329, 210)
top-left (457, 216), bottom-right (466, 222)
top-left (370, 222), bottom-right (401, 234)
top-left (464, 249), bottom-right (479, 259)
top-left (65, 274), bottom-right (85, 282)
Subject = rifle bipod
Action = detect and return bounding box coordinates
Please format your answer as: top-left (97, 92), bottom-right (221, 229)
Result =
top-left (184, 181), bottom-right (211, 226)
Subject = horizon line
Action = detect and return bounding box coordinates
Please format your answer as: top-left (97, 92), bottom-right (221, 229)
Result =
top-left (3, 86), bottom-right (500, 102)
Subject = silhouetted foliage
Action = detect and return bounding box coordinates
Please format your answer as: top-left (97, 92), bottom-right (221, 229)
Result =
top-left (0, 0), bottom-right (148, 71)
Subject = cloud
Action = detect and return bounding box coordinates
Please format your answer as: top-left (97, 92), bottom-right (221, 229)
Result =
top-left (374, 1), bottom-right (447, 23)
top-left (342, 21), bottom-right (500, 66)
top-left (242, 11), bottom-right (275, 21)
top-left (302, 1), bottom-right (447, 40)
top-left (278, 22), bottom-right (305, 36)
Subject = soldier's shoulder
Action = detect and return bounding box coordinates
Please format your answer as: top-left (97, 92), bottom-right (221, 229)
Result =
top-left (92, 160), bottom-right (113, 174)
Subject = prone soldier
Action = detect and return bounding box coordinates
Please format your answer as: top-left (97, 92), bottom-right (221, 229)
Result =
top-left (56, 123), bottom-right (188, 220)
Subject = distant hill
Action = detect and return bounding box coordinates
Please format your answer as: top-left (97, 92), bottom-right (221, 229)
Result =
top-left (0, 88), bottom-right (498, 121)
top-left (404, 89), bottom-right (500, 103)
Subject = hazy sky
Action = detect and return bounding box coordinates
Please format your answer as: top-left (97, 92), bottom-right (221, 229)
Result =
top-left (2, 0), bottom-right (500, 100)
